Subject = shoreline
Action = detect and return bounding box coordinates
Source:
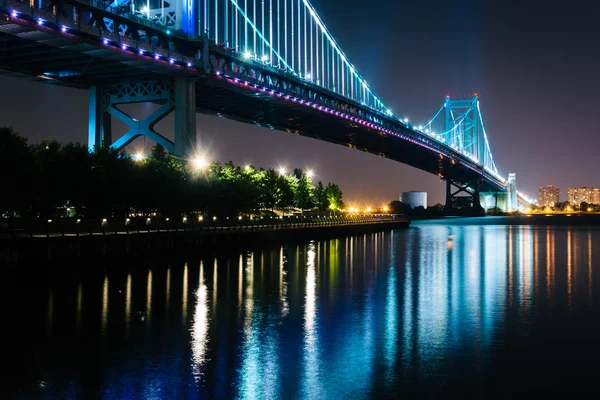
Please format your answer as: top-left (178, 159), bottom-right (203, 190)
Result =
top-left (1, 219), bottom-right (410, 264)
top-left (410, 214), bottom-right (600, 225)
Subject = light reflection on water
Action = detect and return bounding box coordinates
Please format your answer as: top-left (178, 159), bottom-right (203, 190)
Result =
top-left (9, 221), bottom-right (600, 398)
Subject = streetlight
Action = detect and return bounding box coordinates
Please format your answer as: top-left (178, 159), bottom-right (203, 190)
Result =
top-left (133, 152), bottom-right (145, 162)
top-left (278, 166), bottom-right (287, 175)
top-left (192, 155), bottom-right (208, 170)
top-left (306, 169), bottom-right (314, 179)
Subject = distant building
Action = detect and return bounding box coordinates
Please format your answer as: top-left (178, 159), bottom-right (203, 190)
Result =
top-left (568, 186), bottom-right (600, 206)
top-left (401, 191), bottom-right (427, 209)
top-left (539, 185), bottom-right (560, 207)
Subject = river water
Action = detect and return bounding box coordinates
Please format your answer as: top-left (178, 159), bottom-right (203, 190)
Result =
top-left (5, 218), bottom-right (600, 398)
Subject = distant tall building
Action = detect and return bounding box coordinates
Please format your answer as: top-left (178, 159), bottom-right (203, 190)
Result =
top-left (568, 186), bottom-right (600, 206)
top-left (539, 185), bottom-right (560, 207)
top-left (401, 191), bottom-right (427, 209)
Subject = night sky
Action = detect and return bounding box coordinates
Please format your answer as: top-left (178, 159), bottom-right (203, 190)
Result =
top-left (1, 0), bottom-right (599, 206)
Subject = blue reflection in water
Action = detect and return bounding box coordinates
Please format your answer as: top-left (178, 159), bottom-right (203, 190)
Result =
top-left (384, 232), bottom-right (397, 385)
top-left (301, 241), bottom-right (322, 399)
top-left (237, 252), bottom-right (280, 399)
top-left (191, 261), bottom-right (209, 380)
top-left (16, 220), bottom-right (600, 399)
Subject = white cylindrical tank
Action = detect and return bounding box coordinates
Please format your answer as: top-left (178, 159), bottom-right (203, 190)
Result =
top-left (401, 192), bottom-right (427, 209)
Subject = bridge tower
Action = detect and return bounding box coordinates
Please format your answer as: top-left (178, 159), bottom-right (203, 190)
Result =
top-left (443, 96), bottom-right (486, 165)
top-left (88, 78), bottom-right (197, 157)
top-left (507, 172), bottom-right (518, 211)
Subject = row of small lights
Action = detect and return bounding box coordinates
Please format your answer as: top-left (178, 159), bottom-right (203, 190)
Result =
top-left (48, 215), bottom-right (357, 224)
top-left (346, 206), bottom-right (389, 213)
top-left (10, 8), bottom-right (480, 169)
top-left (216, 72), bottom-right (509, 188)
top-left (12, 9), bottom-right (508, 190)
top-left (217, 74), bottom-right (457, 163)
top-left (9, 10), bottom-right (195, 69)
top-left (11, 9), bottom-right (471, 172)
top-left (517, 191), bottom-right (537, 205)
top-left (241, 50), bottom-right (394, 118)
top-left (133, 153), bottom-right (315, 178)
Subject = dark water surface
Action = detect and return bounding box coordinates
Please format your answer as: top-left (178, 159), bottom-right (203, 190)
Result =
top-left (5, 218), bottom-right (600, 398)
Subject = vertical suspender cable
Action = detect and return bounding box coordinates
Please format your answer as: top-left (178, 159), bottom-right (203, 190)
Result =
top-left (321, 31), bottom-right (324, 87)
top-left (303, 4), bottom-right (307, 77)
top-left (277, 0), bottom-right (280, 66)
top-left (315, 20), bottom-right (318, 84)
top-left (215, 0), bottom-right (218, 43)
top-left (291, 0), bottom-right (294, 71)
top-left (269, 0), bottom-right (273, 61)
top-left (297, 0), bottom-right (300, 75)
top-left (284, 0), bottom-right (288, 68)
top-left (310, 13), bottom-right (313, 80)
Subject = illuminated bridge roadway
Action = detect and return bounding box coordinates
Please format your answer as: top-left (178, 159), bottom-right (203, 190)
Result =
top-left (0, 0), bottom-right (534, 211)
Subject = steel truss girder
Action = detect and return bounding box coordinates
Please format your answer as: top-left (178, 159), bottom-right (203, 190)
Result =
top-left (88, 78), bottom-right (196, 156)
top-left (445, 177), bottom-right (483, 211)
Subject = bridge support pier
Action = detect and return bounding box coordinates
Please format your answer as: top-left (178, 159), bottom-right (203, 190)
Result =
top-left (444, 178), bottom-right (485, 214)
top-left (88, 78), bottom-right (197, 157)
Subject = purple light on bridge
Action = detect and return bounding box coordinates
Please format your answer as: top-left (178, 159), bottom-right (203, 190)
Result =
top-left (11, 10), bottom-right (17, 18)
top-left (169, 58), bottom-right (174, 64)
top-left (61, 26), bottom-right (67, 32)
top-left (37, 19), bottom-right (43, 26)
top-left (139, 49), bottom-right (144, 55)
top-left (103, 38), bottom-right (109, 45)
top-left (187, 62), bottom-right (192, 67)
top-left (154, 54), bottom-right (160, 60)
top-left (121, 44), bottom-right (127, 50)
top-left (216, 71), bottom-right (221, 76)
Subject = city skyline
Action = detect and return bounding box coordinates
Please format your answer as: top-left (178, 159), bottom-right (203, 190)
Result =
top-left (2, 0), bottom-right (600, 204)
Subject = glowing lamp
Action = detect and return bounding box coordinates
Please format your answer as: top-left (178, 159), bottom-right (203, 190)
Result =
top-left (192, 156), bottom-right (208, 170)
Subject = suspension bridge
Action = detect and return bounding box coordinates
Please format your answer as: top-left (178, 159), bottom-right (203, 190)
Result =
top-left (0, 0), bottom-right (534, 211)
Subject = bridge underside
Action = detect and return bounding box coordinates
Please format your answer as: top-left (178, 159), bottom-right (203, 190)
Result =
top-left (0, 11), bottom-right (505, 195)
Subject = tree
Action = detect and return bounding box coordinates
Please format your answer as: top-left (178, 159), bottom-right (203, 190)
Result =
top-left (0, 127), bottom-right (35, 216)
top-left (276, 174), bottom-right (295, 212)
top-left (0, 128), bottom-right (350, 219)
top-left (388, 200), bottom-right (412, 215)
top-left (295, 176), bottom-right (315, 212)
top-left (256, 169), bottom-right (280, 210)
top-left (315, 181), bottom-right (328, 211)
top-left (325, 183), bottom-right (344, 213)
top-left (293, 170), bottom-right (315, 213)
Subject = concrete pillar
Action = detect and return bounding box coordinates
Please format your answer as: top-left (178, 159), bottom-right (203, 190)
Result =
top-left (445, 179), bottom-right (453, 212)
top-left (472, 180), bottom-right (484, 212)
top-left (174, 78), bottom-right (197, 157)
top-left (88, 86), bottom-right (111, 153)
